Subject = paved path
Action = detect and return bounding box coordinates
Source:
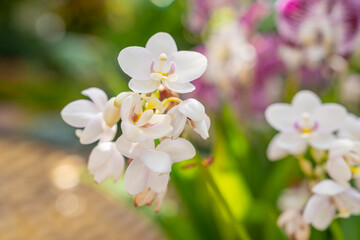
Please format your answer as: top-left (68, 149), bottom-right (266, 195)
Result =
top-left (0, 137), bottom-right (166, 240)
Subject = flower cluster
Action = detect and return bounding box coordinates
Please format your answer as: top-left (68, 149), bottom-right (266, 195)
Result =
top-left (61, 32), bottom-right (210, 212)
top-left (266, 90), bottom-right (360, 238)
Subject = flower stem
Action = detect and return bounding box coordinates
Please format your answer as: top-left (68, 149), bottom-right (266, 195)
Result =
top-left (201, 167), bottom-right (251, 240)
top-left (330, 221), bottom-right (345, 240)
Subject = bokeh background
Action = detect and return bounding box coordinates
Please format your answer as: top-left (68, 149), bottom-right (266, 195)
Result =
top-left (1, 0), bottom-right (360, 239)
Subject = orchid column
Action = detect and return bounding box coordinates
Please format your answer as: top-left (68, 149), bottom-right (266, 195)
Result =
top-left (61, 32), bottom-right (210, 212)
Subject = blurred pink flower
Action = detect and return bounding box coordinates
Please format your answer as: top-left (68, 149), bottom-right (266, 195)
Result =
top-left (186, 0), bottom-right (238, 32)
top-left (276, 0), bottom-right (360, 68)
top-left (251, 34), bottom-right (285, 112)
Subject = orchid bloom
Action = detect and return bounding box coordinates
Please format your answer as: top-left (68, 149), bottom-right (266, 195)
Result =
top-left (120, 93), bottom-right (173, 142)
top-left (167, 98), bottom-right (210, 139)
top-left (303, 180), bottom-right (360, 230)
top-left (61, 88), bottom-right (119, 144)
top-left (327, 139), bottom-right (360, 184)
top-left (277, 210), bottom-right (310, 240)
top-left (88, 142), bottom-right (124, 184)
top-left (338, 114), bottom-right (360, 141)
top-left (276, 0), bottom-right (360, 67)
top-left (118, 32), bottom-right (207, 94)
top-left (265, 90), bottom-right (347, 158)
top-left (116, 136), bottom-right (196, 195)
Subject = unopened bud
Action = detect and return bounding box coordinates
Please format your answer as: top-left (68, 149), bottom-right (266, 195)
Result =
top-left (103, 98), bottom-right (121, 127)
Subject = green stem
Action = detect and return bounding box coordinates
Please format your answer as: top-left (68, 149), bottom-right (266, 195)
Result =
top-left (330, 221), bottom-right (345, 240)
top-left (201, 167), bottom-right (251, 240)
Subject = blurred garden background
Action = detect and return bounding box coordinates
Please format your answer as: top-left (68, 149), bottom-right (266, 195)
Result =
top-left (1, 0), bottom-right (360, 239)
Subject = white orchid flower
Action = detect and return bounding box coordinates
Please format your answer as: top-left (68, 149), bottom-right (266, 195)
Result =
top-left (277, 210), bottom-right (310, 240)
top-left (116, 135), bottom-right (196, 195)
top-left (88, 142), bottom-right (124, 184)
top-left (118, 32), bottom-right (207, 94)
top-left (303, 180), bottom-right (360, 230)
top-left (167, 98), bottom-right (210, 139)
top-left (120, 93), bottom-right (173, 142)
top-left (265, 90), bottom-right (347, 157)
top-left (61, 88), bottom-right (119, 144)
top-left (327, 139), bottom-right (360, 184)
top-left (338, 114), bottom-right (360, 141)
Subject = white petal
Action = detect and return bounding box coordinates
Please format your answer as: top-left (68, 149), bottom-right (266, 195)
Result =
top-left (312, 180), bottom-right (347, 196)
top-left (172, 51), bottom-right (207, 82)
top-left (167, 106), bottom-right (187, 138)
top-left (88, 142), bottom-right (124, 183)
top-left (129, 79), bottom-right (160, 93)
top-left (178, 98), bottom-right (205, 122)
top-left (329, 139), bottom-right (355, 159)
top-left (277, 133), bottom-right (307, 155)
top-left (145, 32), bottom-right (177, 58)
top-left (124, 160), bottom-right (148, 195)
top-left (80, 114), bottom-right (104, 144)
top-left (103, 98), bottom-right (121, 127)
top-left (61, 100), bottom-right (98, 128)
top-left (81, 88), bottom-right (108, 111)
top-left (99, 124), bottom-right (117, 143)
top-left (291, 90), bottom-right (321, 114)
top-left (148, 172), bottom-right (170, 193)
top-left (338, 188), bottom-right (360, 215)
top-left (156, 138), bottom-right (196, 163)
top-left (114, 91), bottom-right (132, 108)
top-left (121, 121), bottom-right (147, 142)
top-left (116, 135), bottom-right (154, 159)
top-left (265, 103), bottom-right (297, 132)
top-left (162, 81), bottom-right (196, 93)
top-left (120, 93), bottom-right (142, 122)
top-left (308, 133), bottom-right (335, 150)
top-left (327, 157), bottom-right (352, 183)
top-left (314, 104), bottom-right (347, 132)
top-left (88, 142), bottom-right (113, 171)
top-left (194, 116), bottom-right (210, 139)
top-left (303, 195), bottom-right (335, 230)
top-left (135, 110), bottom-right (153, 127)
top-left (267, 134), bottom-right (289, 161)
top-left (140, 150), bottom-right (172, 173)
top-left (118, 47), bottom-right (153, 80)
top-left (142, 114), bottom-right (173, 140)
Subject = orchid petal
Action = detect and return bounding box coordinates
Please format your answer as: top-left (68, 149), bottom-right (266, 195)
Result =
top-left (116, 135), bottom-right (154, 159)
top-left (314, 104), bottom-right (347, 133)
top-left (140, 150), bottom-right (172, 173)
top-left (142, 114), bottom-right (173, 139)
top-left (173, 51), bottom-right (207, 82)
top-left (81, 88), bottom-right (108, 111)
top-left (303, 195), bottom-right (335, 230)
top-left (194, 116), bottom-right (210, 139)
top-left (265, 103), bottom-right (297, 132)
top-left (267, 134), bottom-right (289, 161)
top-left (167, 106), bottom-right (187, 138)
top-left (129, 79), bottom-right (160, 93)
top-left (148, 172), bottom-right (170, 193)
top-left (80, 114), bottom-right (104, 144)
top-left (162, 81), bottom-right (196, 93)
top-left (61, 100), bottom-right (98, 128)
top-left (135, 110), bottom-right (154, 127)
top-left (124, 160), bottom-right (148, 195)
top-left (291, 90), bottom-right (321, 114)
top-left (327, 157), bottom-right (352, 183)
top-left (308, 133), bottom-right (335, 150)
top-left (156, 138), bottom-right (196, 163)
top-left (145, 32), bottom-right (177, 58)
top-left (277, 133), bottom-right (307, 155)
top-left (178, 98), bottom-right (205, 122)
top-left (118, 47), bottom-right (153, 80)
top-left (312, 180), bottom-right (347, 196)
